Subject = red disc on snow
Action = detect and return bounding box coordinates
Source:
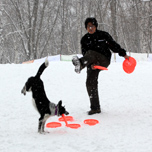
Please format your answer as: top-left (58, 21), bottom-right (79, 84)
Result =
top-left (58, 116), bottom-right (74, 122)
top-left (46, 122), bottom-right (62, 128)
top-left (67, 124), bottom-right (81, 129)
top-left (61, 114), bottom-right (81, 129)
top-left (84, 119), bottom-right (99, 126)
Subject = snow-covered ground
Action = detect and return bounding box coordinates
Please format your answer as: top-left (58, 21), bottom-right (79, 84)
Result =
top-left (0, 60), bottom-right (152, 152)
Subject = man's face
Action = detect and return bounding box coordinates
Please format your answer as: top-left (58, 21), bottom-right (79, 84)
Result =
top-left (87, 22), bottom-right (96, 34)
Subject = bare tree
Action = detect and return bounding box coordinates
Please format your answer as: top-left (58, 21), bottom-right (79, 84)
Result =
top-left (0, 0), bottom-right (61, 63)
top-left (0, 0), bottom-right (151, 63)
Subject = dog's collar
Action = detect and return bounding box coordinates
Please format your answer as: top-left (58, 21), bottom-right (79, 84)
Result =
top-left (55, 106), bottom-right (58, 115)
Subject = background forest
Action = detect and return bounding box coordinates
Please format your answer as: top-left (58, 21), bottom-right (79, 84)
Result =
top-left (0, 0), bottom-right (151, 63)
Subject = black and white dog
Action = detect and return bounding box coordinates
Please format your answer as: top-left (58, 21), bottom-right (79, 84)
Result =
top-left (21, 58), bottom-right (69, 133)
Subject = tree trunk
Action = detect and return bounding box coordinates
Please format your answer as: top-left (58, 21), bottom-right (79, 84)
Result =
top-left (110, 0), bottom-right (117, 61)
top-left (77, 0), bottom-right (81, 54)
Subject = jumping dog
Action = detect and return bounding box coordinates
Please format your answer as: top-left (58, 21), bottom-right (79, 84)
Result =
top-left (21, 58), bottom-right (69, 133)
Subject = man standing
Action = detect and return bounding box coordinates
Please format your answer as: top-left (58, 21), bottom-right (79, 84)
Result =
top-left (72, 17), bottom-right (129, 115)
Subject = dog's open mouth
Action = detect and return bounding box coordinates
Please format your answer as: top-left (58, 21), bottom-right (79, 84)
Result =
top-left (65, 111), bottom-right (69, 115)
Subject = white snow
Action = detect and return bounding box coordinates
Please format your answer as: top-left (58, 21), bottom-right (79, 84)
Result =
top-left (0, 61), bottom-right (152, 152)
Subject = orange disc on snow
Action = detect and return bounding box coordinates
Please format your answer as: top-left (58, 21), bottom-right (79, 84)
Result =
top-left (67, 124), bottom-right (81, 129)
top-left (58, 116), bottom-right (74, 122)
top-left (46, 122), bottom-right (62, 128)
top-left (61, 114), bottom-right (80, 129)
top-left (84, 119), bottom-right (99, 126)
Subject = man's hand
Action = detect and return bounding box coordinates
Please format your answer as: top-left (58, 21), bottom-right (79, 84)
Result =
top-left (124, 55), bottom-right (130, 60)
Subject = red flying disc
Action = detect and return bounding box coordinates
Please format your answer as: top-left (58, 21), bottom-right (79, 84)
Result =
top-left (46, 122), bottom-right (62, 128)
top-left (84, 119), bottom-right (99, 126)
top-left (123, 57), bottom-right (137, 74)
top-left (58, 116), bottom-right (74, 122)
top-left (62, 114), bottom-right (81, 129)
top-left (93, 65), bottom-right (108, 70)
top-left (67, 124), bottom-right (81, 129)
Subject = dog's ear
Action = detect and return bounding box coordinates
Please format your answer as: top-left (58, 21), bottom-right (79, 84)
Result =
top-left (58, 100), bottom-right (62, 107)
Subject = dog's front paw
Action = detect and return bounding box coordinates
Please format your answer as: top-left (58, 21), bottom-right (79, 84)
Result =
top-left (38, 129), bottom-right (48, 134)
top-left (21, 86), bottom-right (26, 95)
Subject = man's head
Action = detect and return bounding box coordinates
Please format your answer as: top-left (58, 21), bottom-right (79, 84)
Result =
top-left (85, 17), bottom-right (98, 34)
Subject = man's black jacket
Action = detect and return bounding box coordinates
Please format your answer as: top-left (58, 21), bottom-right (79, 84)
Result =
top-left (81, 30), bottom-right (126, 61)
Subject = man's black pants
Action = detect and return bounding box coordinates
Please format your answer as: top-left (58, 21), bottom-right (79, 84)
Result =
top-left (80, 50), bottom-right (110, 110)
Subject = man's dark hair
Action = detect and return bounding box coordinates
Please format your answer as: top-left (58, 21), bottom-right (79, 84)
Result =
top-left (85, 17), bottom-right (98, 29)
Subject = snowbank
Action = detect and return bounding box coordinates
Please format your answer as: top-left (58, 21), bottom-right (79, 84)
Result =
top-left (22, 53), bottom-right (152, 64)
top-left (0, 61), bottom-right (152, 152)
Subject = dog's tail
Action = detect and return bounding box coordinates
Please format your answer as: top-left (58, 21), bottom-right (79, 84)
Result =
top-left (35, 58), bottom-right (49, 78)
